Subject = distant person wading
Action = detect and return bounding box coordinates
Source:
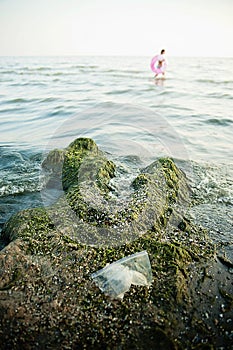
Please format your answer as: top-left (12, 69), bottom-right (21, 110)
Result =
top-left (150, 49), bottom-right (167, 78)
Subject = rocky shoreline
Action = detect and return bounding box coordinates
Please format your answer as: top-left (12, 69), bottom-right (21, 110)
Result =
top-left (0, 138), bottom-right (232, 349)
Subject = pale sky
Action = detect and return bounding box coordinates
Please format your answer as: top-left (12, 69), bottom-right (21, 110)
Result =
top-left (0, 0), bottom-right (232, 57)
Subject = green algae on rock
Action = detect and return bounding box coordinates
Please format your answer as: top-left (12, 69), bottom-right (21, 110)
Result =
top-left (40, 137), bottom-right (193, 247)
top-left (1, 137), bottom-right (232, 349)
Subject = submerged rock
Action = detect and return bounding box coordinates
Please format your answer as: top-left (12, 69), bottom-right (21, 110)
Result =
top-left (0, 138), bottom-right (232, 349)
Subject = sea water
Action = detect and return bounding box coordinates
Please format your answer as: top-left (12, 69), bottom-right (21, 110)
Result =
top-left (0, 56), bottom-right (232, 255)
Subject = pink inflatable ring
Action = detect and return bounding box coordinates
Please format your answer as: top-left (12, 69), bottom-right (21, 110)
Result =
top-left (150, 55), bottom-right (167, 75)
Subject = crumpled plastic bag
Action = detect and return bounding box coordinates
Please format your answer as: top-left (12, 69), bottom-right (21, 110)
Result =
top-left (91, 251), bottom-right (153, 299)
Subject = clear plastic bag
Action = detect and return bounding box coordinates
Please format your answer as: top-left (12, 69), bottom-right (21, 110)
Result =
top-left (91, 251), bottom-right (153, 299)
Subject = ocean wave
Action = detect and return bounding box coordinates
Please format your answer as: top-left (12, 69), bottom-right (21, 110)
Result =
top-left (70, 64), bottom-right (99, 69)
top-left (205, 118), bottom-right (233, 126)
top-left (0, 106), bottom-right (25, 113)
top-left (0, 70), bottom-right (16, 75)
top-left (1, 97), bottom-right (37, 105)
top-left (191, 162), bottom-right (233, 206)
top-left (38, 97), bottom-right (59, 103)
top-left (206, 92), bottom-right (233, 100)
top-left (106, 88), bottom-right (132, 95)
top-left (7, 97), bottom-right (29, 103)
top-left (0, 182), bottom-right (39, 197)
top-left (0, 149), bottom-right (43, 197)
top-left (188, 161), bottom-right (233, 245)
top-left (196, 78), bottom-right (233, 85)
top-left (9, 81), bottom-right (47, 87)
top-left (20, 66), bottom-right (52, 72)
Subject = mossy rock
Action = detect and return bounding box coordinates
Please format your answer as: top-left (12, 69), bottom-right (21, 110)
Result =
top-left (0, 137), bottom-right (224, 350)
top-left (2, 137), bottom-right (210, 253)
top-left (62, 137), bottom-right (102, 190)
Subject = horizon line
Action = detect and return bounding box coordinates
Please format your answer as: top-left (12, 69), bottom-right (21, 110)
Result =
top-left (0, 54), bottom-right (232, 59)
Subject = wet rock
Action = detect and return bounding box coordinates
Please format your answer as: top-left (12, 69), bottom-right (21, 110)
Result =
top-left (0, 138), bottom-right (232, 349)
